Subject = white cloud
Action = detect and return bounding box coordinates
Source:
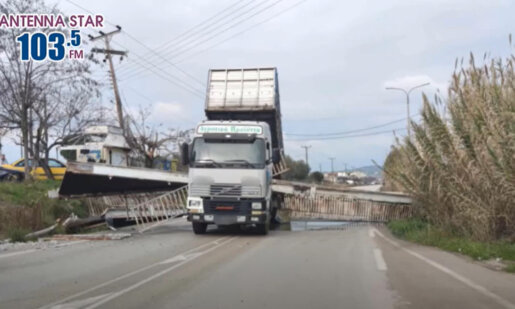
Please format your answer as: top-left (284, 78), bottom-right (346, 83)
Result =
top-left (150, 102), bottom-right (187, 124)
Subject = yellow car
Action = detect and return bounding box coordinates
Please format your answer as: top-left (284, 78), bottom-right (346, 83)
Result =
top-left (0, 158), bottom-right (66, 181)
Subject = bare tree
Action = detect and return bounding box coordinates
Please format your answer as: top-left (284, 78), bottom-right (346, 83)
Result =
top-left (0, 0), bottom-right (100, 179)
top-left (125, 105), bottom-right (192, 169)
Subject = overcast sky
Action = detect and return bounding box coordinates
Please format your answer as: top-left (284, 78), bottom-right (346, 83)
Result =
top-left (3, 0), bottom-right (514, 172)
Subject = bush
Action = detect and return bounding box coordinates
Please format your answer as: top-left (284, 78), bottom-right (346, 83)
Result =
top-left (309, 171), bottom-right (324, 183)
top-left (7, 226), bottom-right (29, 243)
top-left (0, 180), bottom-right (88, 237)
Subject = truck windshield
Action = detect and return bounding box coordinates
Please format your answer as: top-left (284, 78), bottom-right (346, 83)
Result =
top-left (191, 138), bottom-right (265, 168)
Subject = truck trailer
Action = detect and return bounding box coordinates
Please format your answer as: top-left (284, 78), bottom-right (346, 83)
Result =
top-left (181, 68), bottom-right (285, 235)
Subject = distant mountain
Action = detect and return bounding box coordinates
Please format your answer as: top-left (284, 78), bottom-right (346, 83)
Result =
top-left (352, 165), bottom-right (382, 178)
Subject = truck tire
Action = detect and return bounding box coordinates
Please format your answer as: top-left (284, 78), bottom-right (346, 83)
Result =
top-left (256, 221), bottom-right (269, 235)
top-left (192, 222), bottom-right (207, 234)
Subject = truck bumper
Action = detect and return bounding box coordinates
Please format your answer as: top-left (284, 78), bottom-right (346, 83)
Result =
top-left (187, 212), bottom-right (267, 225)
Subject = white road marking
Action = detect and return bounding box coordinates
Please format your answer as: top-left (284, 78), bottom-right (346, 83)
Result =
top-left (159, 254), bottom-right (187, 265)
top-left (373, 228), bottom-right (515, 309)
top-left (50, 293), bottom-right (113, 309)
top-left (0, 249), bottom-right (37, 259)
top-left (85, 236), bottom-right (237, 309)
top-left (373, 248), bottom-right (387, 271)
top-left (39, 236), bottom-right (231, 309)
top-left (368, 228), bottom-right (375, 238)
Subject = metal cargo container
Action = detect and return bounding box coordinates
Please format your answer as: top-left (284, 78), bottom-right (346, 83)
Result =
top-left (204, 67), bottom-right (283, 150)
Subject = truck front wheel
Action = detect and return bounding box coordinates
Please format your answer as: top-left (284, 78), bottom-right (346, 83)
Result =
top-left (192, 222), bottom-right (208, 234)
top-left (256, 221), bottom-right (269, 235)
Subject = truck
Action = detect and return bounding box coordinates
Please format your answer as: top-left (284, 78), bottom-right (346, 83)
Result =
top-left (181, 67), bottom-right (286, 235)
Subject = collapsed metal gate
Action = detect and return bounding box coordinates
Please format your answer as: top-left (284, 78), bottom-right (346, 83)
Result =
top-left (284, 194), bottom-right (413, 222)
top-left (273, 153), bottom-right (289, 176)
top-left (129, 186), bottom-right (188, 232)
top-left (86, 179), bottom-right (413, 232)
top-left (87, 186), bottom-right (188, 232)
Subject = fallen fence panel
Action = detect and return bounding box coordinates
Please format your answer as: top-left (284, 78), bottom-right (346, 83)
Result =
top-left (284, 194), bottom-right (413, 222)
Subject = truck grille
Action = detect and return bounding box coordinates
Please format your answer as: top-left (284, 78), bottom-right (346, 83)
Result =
top-left (204, 200), bottom-right (249, 215)
top-left (210, 184), bottom-right (242, 196)
top-left (189, 184), bottom-right (261, 197)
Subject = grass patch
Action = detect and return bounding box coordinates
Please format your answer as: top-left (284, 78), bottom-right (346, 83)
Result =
top-left (0, 180), bottom-right (88, 238)
top-left (506, 264), bottom-right (515, 273)
top-left (388, 219), bottom-right (515, 264)
top-left (7, 226), bottom-right (30, 242)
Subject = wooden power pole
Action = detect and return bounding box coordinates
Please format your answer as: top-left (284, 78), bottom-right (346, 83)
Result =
top-left (89, 26), bottom-right (127, 133)
top-left (301, 145), bottom-right (311, 166)
top-left (329, 157), bottom-right (335, 173)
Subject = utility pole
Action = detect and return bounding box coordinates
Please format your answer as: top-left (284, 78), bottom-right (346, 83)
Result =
top-left (300, 145), bottom-right (311, 166)
top-left (89, 26), bottom-right (127, 133)
top-left (386, 82), bottom-right (430, 138)
top-left (329, 157), bottom-right (335, 173)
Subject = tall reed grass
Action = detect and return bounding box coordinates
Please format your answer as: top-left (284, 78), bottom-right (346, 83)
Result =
top-left (384, 47), bottom-right (515, 241)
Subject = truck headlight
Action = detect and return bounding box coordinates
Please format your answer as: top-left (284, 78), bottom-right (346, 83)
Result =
top-left (188, 197), bottom-right (203, 209)
top-left (251, 202), bottom-right (263, 210)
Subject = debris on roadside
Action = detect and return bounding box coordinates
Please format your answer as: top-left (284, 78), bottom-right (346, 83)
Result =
top-left (49, 233), bottom-right (131, 241)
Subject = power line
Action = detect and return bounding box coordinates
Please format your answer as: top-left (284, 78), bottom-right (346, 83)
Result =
top-left (119, 0), bottom-right (277, 79)
top-left (285, 116), bottom-right (417, 137)
top-left (288, 127), bottom-right (407, 141)
top-left (116, 0), bottom-right (262, 76)
top-left (64, 0), bottom-right (205, 90)
top-left (173, 0), bottom-right (309, 65)
top-left (115, 33), bottom-right (205, 86)
top-left (109, 40), bottom-right (205, 97)
top-left (123, 85), bottom-right (155, 104)
top-left (120, 0), bottom-right (289, 80)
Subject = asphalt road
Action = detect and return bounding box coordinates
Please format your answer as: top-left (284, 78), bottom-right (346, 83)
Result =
top-left (1, 220), bottom-right (514, 309)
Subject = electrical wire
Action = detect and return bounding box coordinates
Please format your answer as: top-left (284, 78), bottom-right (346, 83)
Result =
top-left (285, 115), bottom-right (418, 136)
top-left (119, 0), bottom-right (289, 80)
top-left (64, 0), bottom-right (205, 91)
top-left (287, 127), bottom-right (407, 141)
top-left (173, 0), bottom-right (309, 65)
top-left (116, 0), bottom-right (261, 76)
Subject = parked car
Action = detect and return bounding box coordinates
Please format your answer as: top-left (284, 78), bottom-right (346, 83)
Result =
top-left (0, 158), bottom-right (66, 181)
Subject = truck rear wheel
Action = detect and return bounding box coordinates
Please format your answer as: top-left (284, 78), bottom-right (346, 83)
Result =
top-left (192, 222), bottom-right (207, 234)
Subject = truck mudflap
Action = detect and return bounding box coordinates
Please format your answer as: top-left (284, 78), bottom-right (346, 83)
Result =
top-left (187, 213), bottom-right (267, 225)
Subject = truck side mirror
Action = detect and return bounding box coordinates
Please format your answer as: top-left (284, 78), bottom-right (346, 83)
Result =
top-left (181, 142), bottom-right (190, 166)
top-left (272, 149), bottom-right (281, 164)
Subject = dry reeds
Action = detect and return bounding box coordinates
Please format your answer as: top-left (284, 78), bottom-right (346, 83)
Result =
top-left (384, 49), bottom-right (515, 241)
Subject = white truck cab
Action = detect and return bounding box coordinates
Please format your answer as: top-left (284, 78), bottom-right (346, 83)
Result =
top-left (182, 121), bottom-right (279, 234)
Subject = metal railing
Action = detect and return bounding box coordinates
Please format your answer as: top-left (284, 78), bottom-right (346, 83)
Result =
top-left (284, 194), bottom-right (413, 222)
top-left (129, 186), bottom-right (188, 232)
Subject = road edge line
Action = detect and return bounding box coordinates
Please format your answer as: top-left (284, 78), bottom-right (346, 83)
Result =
top-left (373, 248), bottom-right (387, 271)
top-left (373, 228), bottom-right (515, 309)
